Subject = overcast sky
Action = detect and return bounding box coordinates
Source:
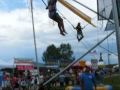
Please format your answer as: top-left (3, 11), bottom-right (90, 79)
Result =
top-left (0, 0), bottom-right (118, 66)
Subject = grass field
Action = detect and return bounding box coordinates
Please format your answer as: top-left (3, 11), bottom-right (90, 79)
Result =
top-left (103, 74), bottom-right (120, 90)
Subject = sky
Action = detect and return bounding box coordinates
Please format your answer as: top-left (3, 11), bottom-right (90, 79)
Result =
top-left (0, 0), bottom-right (118, 66)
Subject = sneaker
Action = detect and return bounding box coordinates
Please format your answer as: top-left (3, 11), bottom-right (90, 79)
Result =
top-left (63, 31), bottom-right (68, 34)
top-left (60, 32), bottom-right (65, 36)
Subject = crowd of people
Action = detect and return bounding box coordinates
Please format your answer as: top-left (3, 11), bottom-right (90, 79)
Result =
top-left (0, 66), bottom-right (107, 90)
top-left (0, 71), bottom-right (44, 90)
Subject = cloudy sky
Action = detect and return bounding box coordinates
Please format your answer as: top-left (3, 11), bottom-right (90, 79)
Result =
top-left (0, 0), bottom-right (118, 66)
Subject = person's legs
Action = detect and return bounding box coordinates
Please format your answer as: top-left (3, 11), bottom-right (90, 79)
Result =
top-left (53, 13), bottom-right (67, 35)
top-left (58, 23), bottom-right (65, 36)
top-left (81, 31), bottom-right (84, 38)
top-left (59, 21), bottom-right (67, 34)
top-left (56, 13), bottom-right (67, 34)
top-left (77, 32), bottom-right (83, 42)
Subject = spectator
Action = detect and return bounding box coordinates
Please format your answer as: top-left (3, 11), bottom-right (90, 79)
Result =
top-left (12, 75), bottom-right (19, 90)
top-left (80, 66), bottom-right (96, 90)
top-left (21, 78), bottom-right (26, 90)
top-left (59, 74), bottom-right (65, 86)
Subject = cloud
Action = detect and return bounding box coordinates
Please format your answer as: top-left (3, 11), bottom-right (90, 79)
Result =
top-left (0, 0), bottom-right (118, 65)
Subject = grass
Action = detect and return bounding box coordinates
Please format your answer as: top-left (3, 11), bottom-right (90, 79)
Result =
top-left (103, 74), bottom-right (120, 90)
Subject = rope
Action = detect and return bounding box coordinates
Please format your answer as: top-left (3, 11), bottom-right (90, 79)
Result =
top-left (99, 45), bottom-right (118, 56)
top-left (57, 10), bottom-right (75, 28)
top-left (42, 0), bottom-right (47, 6)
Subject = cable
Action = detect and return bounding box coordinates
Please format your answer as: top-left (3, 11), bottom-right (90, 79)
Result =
top-left (99, 45), bottom-right (117, 56)
top-left (42, 0), bottom-right (47, 6)
top-left (72, 0), bottom-right (114, 24)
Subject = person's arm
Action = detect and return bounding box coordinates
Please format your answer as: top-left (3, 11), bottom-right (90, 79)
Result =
top-left (74, 25), bottom-right (78, 31)
top-left (46, 0), bottom-right (50, 9)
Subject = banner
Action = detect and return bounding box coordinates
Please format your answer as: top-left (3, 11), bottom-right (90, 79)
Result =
top-left (97, 0), bottom-right (113, 20)
top-left (16, 65), bottom-right (34, 70)
top-left (116, 0), bottom-right (120, 26)
top-left (14, 58), bottom-right (34, 70)
top-left (91, 59), bottom-right (98, 70)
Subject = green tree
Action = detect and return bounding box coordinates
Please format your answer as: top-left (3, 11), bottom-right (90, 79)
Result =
top-left (42, 44), bottom-right (60, 63)
top-left (42, 43), bottom-right (75, 65)
top-left (59, 43), bottom-right (74, 61)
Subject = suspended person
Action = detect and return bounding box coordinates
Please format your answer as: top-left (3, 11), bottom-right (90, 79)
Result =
top-left (46, 0), bottom-right (67, 36)
top-left (75, 22), bottom-right (84, 41)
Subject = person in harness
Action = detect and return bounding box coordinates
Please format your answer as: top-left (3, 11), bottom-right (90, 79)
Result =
top-left (46, 0), bottom-right (67, 36)
top-left (75, 22), bottom-right (84, 42)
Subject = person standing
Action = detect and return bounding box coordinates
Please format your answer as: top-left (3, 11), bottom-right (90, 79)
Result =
top-left (80, 66), bottom-right (96, 90)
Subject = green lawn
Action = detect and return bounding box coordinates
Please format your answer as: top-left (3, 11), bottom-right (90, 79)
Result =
top-left (103, 74), bottom-right (120, 90)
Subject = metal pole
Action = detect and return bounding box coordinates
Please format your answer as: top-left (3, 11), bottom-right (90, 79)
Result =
top-left (13, 58), bottom-right (15, 77)
top-left (43, 31), bottom-right (115, 86)
top-left (107, 35), bottom-right (110, 66)
top-left (99, 45), bottom-right (118, 56)
top-left (112, 0), bottom-right (120, 72)
top-left (30, 0), bottom-right (39, 74)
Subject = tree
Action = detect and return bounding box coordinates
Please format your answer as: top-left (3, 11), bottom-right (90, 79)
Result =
top-left (42, 43), bottom-right (75, 65)
top-left (42, 44), bottom-right (60, 63)
top-left (59, 43), bottom-right (74, 61)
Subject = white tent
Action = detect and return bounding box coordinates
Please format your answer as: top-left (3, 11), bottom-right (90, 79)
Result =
top-left (0, 59), bottom-right (14, 69)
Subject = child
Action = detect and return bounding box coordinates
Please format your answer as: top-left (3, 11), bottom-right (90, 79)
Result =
top-left (75, 23), bottom-right (84, 41)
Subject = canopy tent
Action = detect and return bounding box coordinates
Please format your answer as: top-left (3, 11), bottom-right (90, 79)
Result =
top-left (0, 59), bottom-right (14, 69)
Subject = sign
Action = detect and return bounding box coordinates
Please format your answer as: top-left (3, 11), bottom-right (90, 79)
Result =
top-left (16, 65), bottom-right (34, 70)
top-left (91, 59), bottom-right (98, 70)
top-left (116, 0), bottom-right (120, 26)
top-left (14, 58), bottom-right (33, 64)
top-left (97, 0), bottom-right (113, 20)
top-left (14, 58), bottom-right (34, 70)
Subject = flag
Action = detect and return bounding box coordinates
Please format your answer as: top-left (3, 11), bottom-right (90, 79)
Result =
top-left (90, 50), bottom-right (97, 55)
